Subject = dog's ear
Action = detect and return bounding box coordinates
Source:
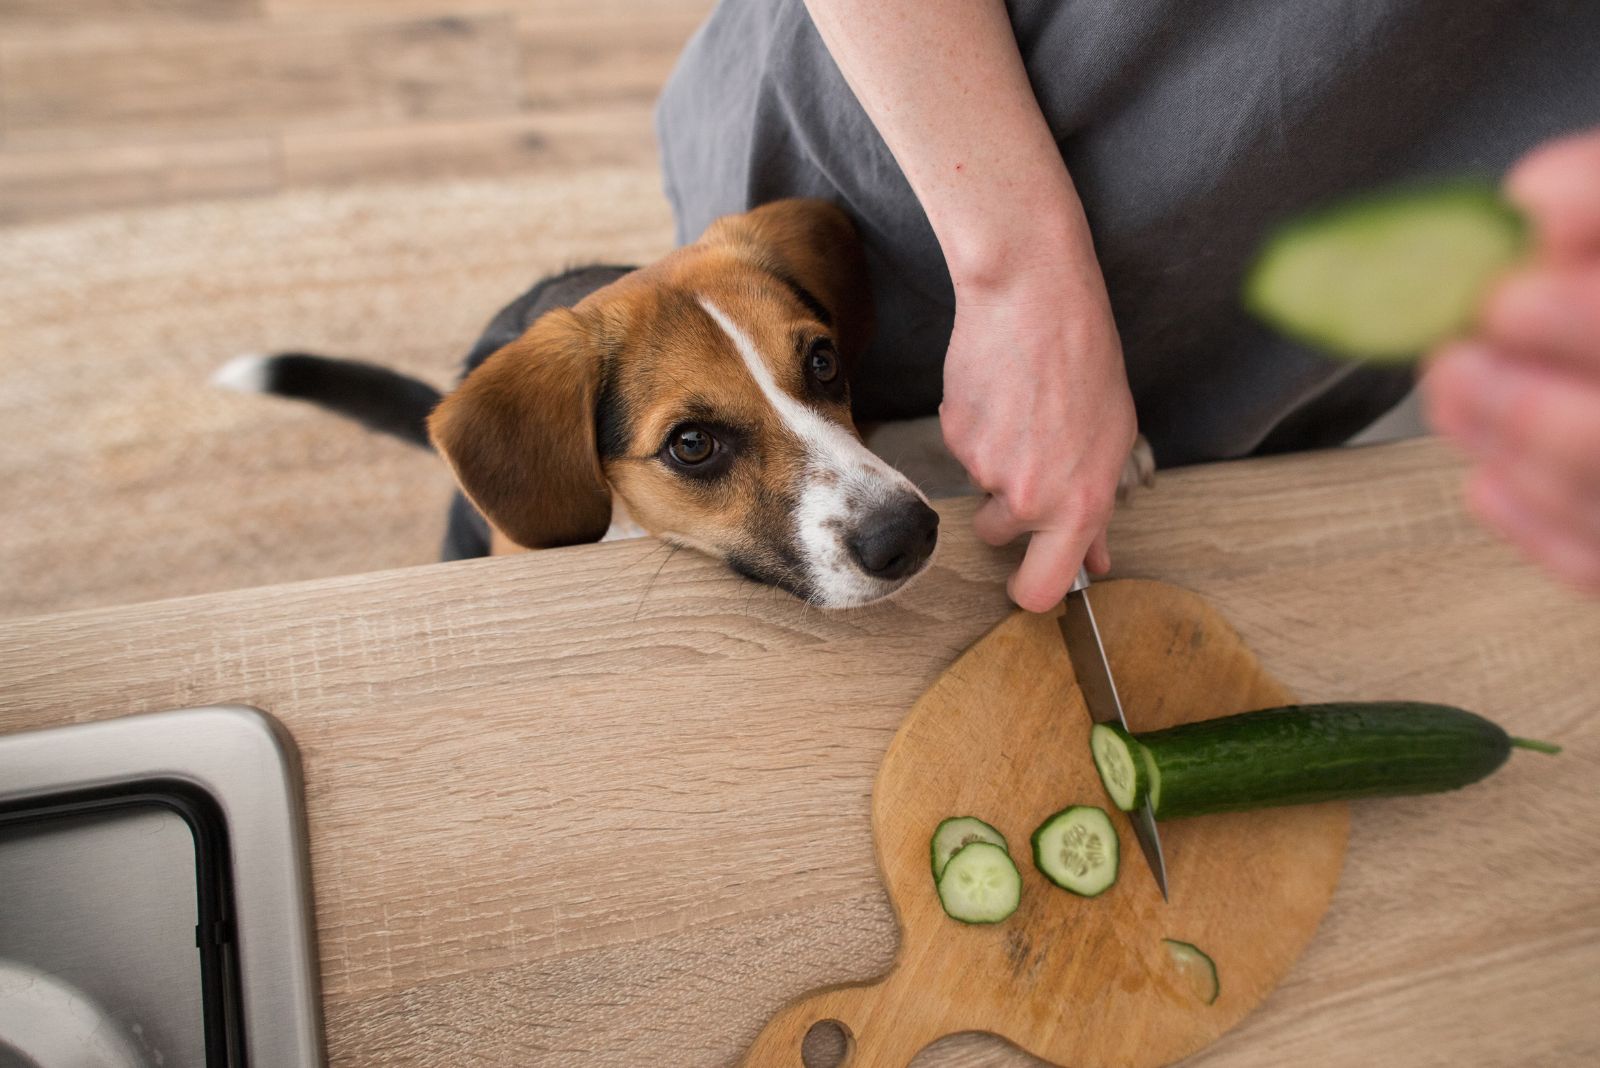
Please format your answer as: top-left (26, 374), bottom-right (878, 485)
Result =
top-left (703, 198), bottom-right (873, 366)
top-left (427, 308), bottom-right (612, 549)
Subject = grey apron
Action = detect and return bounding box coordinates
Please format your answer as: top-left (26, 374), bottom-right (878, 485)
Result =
top-left (655, 0), bottom-right (1599, 465)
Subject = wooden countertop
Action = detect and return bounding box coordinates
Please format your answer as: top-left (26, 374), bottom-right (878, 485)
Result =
top-left (2, 438), bottom-right (1596, 1067)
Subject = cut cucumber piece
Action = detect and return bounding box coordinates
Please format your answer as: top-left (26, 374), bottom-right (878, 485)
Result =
top-left (1244, 180), bottom-right (1527, 363)
top-left (1164, 939), bottom-right (1220, 1005)
top-left (1089, 723), bottom-right (1148, 811)
top-left (936, 842), bottom-right (1021, 924)
top-left (1030, 805), bottom-right (1120, 897)
top-left (1093, 701), bottom-right (1561, 822)
top-left (930, 816), bottom-right (1009, 880)
top-left (1142, 744), bottom-right (1162, 815)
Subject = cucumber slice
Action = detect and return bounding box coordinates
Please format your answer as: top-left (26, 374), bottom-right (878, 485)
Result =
top-left (1095, 701), bottom-right (1560, 822)
top-left (930, 816), bottom-right (1009, 880)
top-left (1244, 180), bottom-right (1527, 363)
top-left (1089, 723), bottom-right (1147, 811)
top-left (1030, 806), bottom-right (1119, 897)
top-left (1164, 939), bottom-right (1220, 1005)
top-left (1142, 745), bottom-right (1163, 815)
top-left (936, 842), bottom-right (1021, 924)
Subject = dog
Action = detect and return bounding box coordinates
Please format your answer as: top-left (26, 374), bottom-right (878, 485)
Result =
top-left (216, 198), bottom-right (1153, 608)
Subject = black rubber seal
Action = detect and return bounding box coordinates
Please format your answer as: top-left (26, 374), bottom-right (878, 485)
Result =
top-left (0, 779), bottom-right (245, 1066)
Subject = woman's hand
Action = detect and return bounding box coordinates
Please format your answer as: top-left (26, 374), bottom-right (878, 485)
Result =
top-left (800, 0), bottom-right (1136, 610)
top-left (1422, 129), bottom-right (1600, 594)
top-left (941, 260), bottom-right (1136, 612)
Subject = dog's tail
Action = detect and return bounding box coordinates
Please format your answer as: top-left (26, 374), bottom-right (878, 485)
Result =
top-left (212, 353), bottom-right (442, 449)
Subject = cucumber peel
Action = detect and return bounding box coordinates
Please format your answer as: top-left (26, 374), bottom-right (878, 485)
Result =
top-left (1163, 939), bottom-right (1220, 1005)
top-left (930, 816), bottom-right (1008, 880)
top-left (1090, 701), bottom-right (1560, 822)
top-left (1244, 179), bottom-right (1527, 363)
top-left (1031, 805), bottom-right (1120, 897)
top-left (936, 841), bottom-right (1021, 924)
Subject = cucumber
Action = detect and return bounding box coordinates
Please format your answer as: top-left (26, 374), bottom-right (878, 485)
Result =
top-left (1163, 939), bottom-right (1220, 1006)
top-left (1244, 180), bottom-right (1527, 362)
top-left (1089, 723), bottom-right (1148, 810)
top-left (936, 841), bottom-right (1021, 924)
top-left (1141, 743), bottom-right (1162, 814)
top-left (1091, 701), bottom-right (1560, 821)
top-left (1030, 805), bottom-right (1119, 897)
top-left (930, 816), bottom-right (1008, 880)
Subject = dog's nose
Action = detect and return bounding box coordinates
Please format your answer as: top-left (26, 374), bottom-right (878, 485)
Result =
top-left (848, 498), bottom-right (940, 580)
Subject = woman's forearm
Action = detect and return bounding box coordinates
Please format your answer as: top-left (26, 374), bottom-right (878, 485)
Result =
top-left (804, 0), bottom-right (1136, 610)
top-left (802, 0), bottom-right (1098, 293)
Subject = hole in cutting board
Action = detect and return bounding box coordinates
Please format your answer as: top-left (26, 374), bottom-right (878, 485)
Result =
top-left (801, 1018), bottom-right (851, 1067)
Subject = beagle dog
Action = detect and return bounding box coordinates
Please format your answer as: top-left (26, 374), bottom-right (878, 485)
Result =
top-left (217, 198), bottom-right (1154, 608)
top-left (218, 199), bottom-right (941, 608)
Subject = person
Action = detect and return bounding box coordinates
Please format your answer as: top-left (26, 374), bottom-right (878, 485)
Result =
top-left (655, 1), bottom-right (1600, 607)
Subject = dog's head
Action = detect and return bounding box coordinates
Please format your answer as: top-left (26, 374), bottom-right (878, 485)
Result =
top-left (427, 199), bottom-right (937, 608)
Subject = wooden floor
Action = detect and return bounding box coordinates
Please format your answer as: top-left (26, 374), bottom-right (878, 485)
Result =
top-left (0, 0), bottom-right (709, 224)
top-left (0, 0), bottom-right (711, 618)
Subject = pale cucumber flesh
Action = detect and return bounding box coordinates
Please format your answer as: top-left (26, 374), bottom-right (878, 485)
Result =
top-left (1089, 723), bottom-right (1144, 811)
top-left (1245, 181), bottom-right (1526, 363)
top-left (1031, 805), bottom-right (1120, 897)
top-left (930, 816), bottom-right (1008, 880)
top-left (1164, 939), bottom-right (1220, 1005)
top-left (935, 841), bottom-right (1022, 924)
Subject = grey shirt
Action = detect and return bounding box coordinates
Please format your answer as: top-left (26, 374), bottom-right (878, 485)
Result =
top-left (655, 0), bottom-right (1599, 465)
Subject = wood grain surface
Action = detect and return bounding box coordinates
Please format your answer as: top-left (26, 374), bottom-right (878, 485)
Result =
top-left (0, 0), bottom-right (710, 223)
top-left (0, 0), bottom-right (708, 619)
top-left (0, 169), bottom-right (675, 618)
top-left (743, 581), bottom-right (1348, 1067)
top-left (0, 439), bottom-right (1596, 1066)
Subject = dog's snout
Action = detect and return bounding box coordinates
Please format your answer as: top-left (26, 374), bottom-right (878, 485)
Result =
top-left (847, 498), bottom-right (939, 581)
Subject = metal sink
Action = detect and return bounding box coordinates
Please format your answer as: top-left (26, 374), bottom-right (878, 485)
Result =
top-left (0, 706), bottom-right (324, 1067)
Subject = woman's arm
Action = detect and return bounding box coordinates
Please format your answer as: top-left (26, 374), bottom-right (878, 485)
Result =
top-left (803, 0), bottom-right (1137, 611)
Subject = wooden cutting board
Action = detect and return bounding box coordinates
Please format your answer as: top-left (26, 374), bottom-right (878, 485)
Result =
top-left (741, 579), bottom-right (1349, 1068)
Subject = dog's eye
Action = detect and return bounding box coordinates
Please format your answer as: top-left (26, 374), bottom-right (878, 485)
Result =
top-left (807, 340), bottom-right (839, 384)
top-left (667, 425), bottom-right (716, 466)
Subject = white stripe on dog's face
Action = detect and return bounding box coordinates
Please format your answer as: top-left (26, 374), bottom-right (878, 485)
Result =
top-left (698, 297), bottom-right (934, 607)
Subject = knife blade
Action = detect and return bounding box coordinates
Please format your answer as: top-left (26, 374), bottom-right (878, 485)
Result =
top-left (1059, 567), bottom-right (1170, 901)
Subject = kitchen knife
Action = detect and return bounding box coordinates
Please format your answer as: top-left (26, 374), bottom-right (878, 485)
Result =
top-left (1059, 567), bottom-right (1170, 900)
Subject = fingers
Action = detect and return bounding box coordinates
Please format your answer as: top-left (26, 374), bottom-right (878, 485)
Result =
top-left (1505, 128), bottom-right (1600, 263)
top-left (1477, 456), bottom-right (1600, 545)
top-left (1482, 266), bottom-right (1600, 372)
top-left (1085, 528), bottom-right (1112, 575)
top-left (1007, 524), bottom-right (1099, 613)
top-left (972, 493), bottom-right (1026, 547)
top-left (1466, 467), bottom-right (1600, 595)
top-left (1423, 340), bottom-right (1600, 594)
top-left (973, 483), bottom-right (1115, 609)
top-left (1423, 345), bottom-right (1600, 495)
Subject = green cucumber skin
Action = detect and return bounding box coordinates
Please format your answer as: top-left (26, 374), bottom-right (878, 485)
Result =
top-left (1132, 702), bottom-right (1516, 821)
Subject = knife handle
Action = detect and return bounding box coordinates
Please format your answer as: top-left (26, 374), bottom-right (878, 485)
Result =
top-left (1068, 566), bottom-right (1092, 595)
